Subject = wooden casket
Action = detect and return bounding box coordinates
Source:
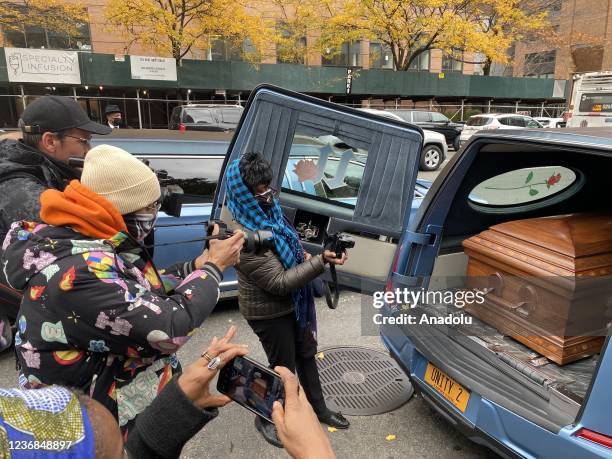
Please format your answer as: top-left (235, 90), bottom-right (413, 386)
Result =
top-left (462, 213), bottom-right (612, 365)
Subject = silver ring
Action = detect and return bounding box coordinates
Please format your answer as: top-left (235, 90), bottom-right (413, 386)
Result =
top-left (207, 356), bottom-right (221, 370)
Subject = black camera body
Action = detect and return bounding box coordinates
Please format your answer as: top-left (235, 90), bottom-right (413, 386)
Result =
top-left (206, 220), bottom-right (274, 255)
top-left (324, 232), bottom-right (355, 258)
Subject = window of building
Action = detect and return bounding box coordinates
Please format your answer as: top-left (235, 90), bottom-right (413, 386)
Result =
top-left (442, 51), bottom-right (463, 72)
top-left (276, 22), bottom-right (307, 64)
top-left (408, 50), bottom-right (430, 71)
top-left (4, 23), bottom-right (91, 51)
top-left (369, 42), bottom-right (394, 69)
top-left (550, 0), bottom-right (562, 12)
top-left (2, 4), bottom-right (91, 51)
top-left (208, 38), bottom-right (255, 62)
top-left (322, 41), bottom-right (362, 67)
top-left (523, 51), bottom-right (556, 78)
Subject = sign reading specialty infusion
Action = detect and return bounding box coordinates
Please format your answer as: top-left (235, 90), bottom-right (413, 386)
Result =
top-left (130, 56), bottom-right (177, 81)
top-left (5, 48), bottom-right (81, 84)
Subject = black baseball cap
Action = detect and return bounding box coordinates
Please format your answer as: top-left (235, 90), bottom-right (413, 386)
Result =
top-left (104, 104), bottom-right (122, 116)
top-left (20, 95), bottom-right (112, 135)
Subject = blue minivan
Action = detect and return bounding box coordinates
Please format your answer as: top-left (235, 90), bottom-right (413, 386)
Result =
top-left (101, 86), bottom-right (611, 458)
top-left (205, 86), bottom-right (610, 459)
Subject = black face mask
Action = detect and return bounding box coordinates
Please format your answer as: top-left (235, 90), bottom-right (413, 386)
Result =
top-left (123, 210), bottom-right (158, 242)
top-left (112, 118), bottom-right (121, 127)
top-left (258, 201), bottom-right (273, 213)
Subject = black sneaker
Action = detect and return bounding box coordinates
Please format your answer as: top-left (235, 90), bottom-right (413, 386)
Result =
top-left (317, 410), bottom-right (350, 429)
top-left (254, 416), bottom-right (283, 448)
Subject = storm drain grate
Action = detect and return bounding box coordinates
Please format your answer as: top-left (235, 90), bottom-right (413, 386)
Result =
top-left (316, 346), bottom-right (413, 415)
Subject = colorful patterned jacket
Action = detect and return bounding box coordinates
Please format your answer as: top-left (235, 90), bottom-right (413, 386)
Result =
top-left (0, 181), bottom-right (222, 438)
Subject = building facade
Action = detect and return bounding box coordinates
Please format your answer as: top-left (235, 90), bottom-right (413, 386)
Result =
top-left (512, 0), bottom-right (612, 80)
top-left (0, 0), bottom-right (566, 128)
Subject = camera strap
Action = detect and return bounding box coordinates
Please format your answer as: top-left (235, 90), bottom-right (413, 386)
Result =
top-left (324, 264), bottom-right (340, 309)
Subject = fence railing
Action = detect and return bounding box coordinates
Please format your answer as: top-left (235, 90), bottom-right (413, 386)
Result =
top-left (1, 92), bottom-right (567, 129)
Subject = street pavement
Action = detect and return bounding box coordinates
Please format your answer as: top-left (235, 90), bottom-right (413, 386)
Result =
top-left (0, 147), bottom-right (500, 458)
top-left (0, 291), bottom-right (497, 458)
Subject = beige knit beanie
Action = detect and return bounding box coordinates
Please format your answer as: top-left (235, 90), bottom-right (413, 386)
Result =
top-left (81, 144), bottom-right (161, 215)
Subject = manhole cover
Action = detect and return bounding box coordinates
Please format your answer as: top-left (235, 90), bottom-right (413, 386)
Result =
top-left (316, 346), bottom-right (413, 415)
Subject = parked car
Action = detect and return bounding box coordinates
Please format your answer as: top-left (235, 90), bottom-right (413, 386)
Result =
top-left (209, 86), bottom-right (612, 458)
top-left (388, 109), bottom-right (464, 151)
top-left (359, 108), bottom-right (448, 171)
top-left (535, 116), bottom-right (565, 128)
top-left (88, 128), bottom-right (430, 301)
top-left (459, 113), bottom-right (543, 146)
top-left (168, 104), bottom-right (244, 132)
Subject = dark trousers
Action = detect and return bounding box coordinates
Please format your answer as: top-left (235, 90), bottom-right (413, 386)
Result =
top-left (248, 313), bottom-right (327, 415)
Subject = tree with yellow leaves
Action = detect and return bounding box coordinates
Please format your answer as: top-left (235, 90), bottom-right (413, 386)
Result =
top-left (104, 0), bottom-right (270, 63)
top-left (315, 0), bottom-right (552, 73)
top-left (0, 0), bottom-right (88, 45)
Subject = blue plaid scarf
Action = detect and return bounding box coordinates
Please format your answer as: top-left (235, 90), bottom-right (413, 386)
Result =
top-left (225, 159), bottom-right (317, 340)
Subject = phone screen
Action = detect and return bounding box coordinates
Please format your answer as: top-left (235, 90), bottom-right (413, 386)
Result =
top-left (217, 356), bottom-right (284, 422)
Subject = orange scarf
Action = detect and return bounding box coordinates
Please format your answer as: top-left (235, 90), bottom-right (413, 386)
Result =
top-left (40, 180), bottom-right (127, 240)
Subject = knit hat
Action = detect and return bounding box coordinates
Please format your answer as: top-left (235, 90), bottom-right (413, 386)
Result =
top-left (80, 144), bottom-right (161, 215)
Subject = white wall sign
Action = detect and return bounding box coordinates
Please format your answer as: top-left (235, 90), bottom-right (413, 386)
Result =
top-left (5, 47), bottom-right (81, 84)
top-left (130, 55), bottom-right (177, 81)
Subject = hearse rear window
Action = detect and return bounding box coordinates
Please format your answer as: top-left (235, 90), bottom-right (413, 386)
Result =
top-left (469, 166), bottom-right (579, 209)
top-left (141, 156), bottom-right (222, 203)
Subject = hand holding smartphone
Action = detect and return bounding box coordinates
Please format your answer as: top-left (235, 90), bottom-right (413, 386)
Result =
top-left (217, 355), bottom-right (285, 423)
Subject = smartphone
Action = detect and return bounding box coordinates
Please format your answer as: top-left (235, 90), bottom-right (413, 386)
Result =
top-left (217, 356), bottom-right (285, 422)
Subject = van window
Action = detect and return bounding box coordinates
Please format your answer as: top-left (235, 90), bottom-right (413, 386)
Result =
top-left (282, 131), bottom-right (369, 208)
top-left (466, 116), bottom-right (492, 126)
top-left (219, 107), bottom-right (242, 124)
top-left (431, 112), bottom-right (448, 122)
top-left (141, 156), bottom-right (222, 203)
top-left (182, 108), bottom-right (215, 124)
top-left (469, 166), bottom-right (578, 208)
top-left (413, 112), bottom-right (432, 122)
top-left (526, 119), bottom-right (541, 128)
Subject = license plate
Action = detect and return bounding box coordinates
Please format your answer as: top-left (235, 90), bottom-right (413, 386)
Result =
top-left (424, 363), bottom-right (470, 413)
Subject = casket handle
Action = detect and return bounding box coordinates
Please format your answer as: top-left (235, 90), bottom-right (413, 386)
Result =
top-left (481, 275), bottom-right (536, 318)
top-left (481, 272), bottom-right (504, 295)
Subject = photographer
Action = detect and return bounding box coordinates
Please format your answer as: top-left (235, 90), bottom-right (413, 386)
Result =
top-left (0, 96), bottom-right (112, 346)
top-left (225, 152), bottom-right (349, 447)
top-left (0, 144), bottom-right (244, 440)
top-left (0, 329), bottom-right (336, 459)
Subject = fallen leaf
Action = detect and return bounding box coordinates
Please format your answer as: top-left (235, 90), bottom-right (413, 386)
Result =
top-left (386, 434), bottom-right (396, 442)
top-left (317, 352), bottom-right (325, 360)
top-left (328, 427), bottom-right (337, 433)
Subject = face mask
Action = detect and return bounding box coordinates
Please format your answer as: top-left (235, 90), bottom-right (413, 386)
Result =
top-left (123, 210), bottom-right (158, 241)
top-left (258, 201), bottom-right (273, 213)
top-left (112, 118), bottom-right (121, 127)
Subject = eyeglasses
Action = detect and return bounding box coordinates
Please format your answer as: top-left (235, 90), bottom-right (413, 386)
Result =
top-left (254, 187), bottom-right (278, 204)
top-left (61, 134), bottom-right (92, 146)
top-left (143, 198), bottom-right (162, 212)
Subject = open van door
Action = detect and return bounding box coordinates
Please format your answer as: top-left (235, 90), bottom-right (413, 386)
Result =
top-left (211, 85), bottom-right (424, 293)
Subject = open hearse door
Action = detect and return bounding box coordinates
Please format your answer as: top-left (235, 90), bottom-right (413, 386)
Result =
top-left (210, 85), bottom-right (424, 293)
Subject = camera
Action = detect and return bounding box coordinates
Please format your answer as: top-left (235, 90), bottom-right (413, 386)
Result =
top-left (153, 168), bottom-right (182, 217)
top-left (206, 220), bottom-right (274, 254)
top-left (324, 232), bottom-right (355, 258)
top-left (68, 157), bottom-right (183, 218)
